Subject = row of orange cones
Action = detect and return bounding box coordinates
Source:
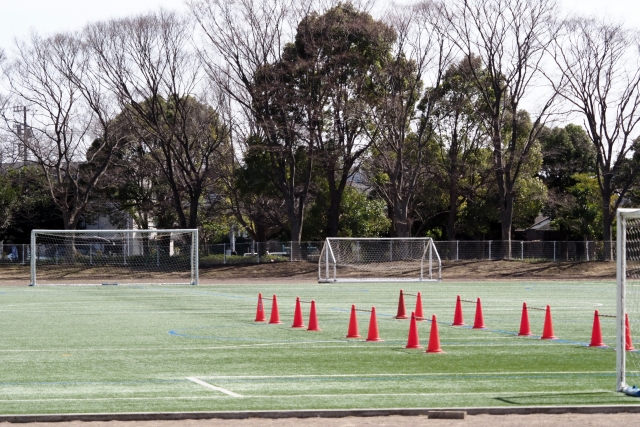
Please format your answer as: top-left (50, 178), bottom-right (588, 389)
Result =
top-left (254, 293), bottom-right (321, 331)
top-left (396, 291), bottom-right (486, 328)
top-left (398, 290), bottom-right (636, 350)
top-left (254, 293), bottom-right (442, 351)
top-left (346, 305), bottom-right (444, 353)
top-left (255, 291), bottom-right (636, 351)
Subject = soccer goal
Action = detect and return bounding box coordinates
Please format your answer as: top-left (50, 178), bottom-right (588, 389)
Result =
top-left (30, 229), bottom-right (198, 286)
top-left (617, 209), bottom-right (640, 392)
top-left (318, 237), bottom-right (441, 282)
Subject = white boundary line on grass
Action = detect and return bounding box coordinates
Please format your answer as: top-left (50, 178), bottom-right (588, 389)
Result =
top-left (0, 340), bottom-right (601, 353)
top-left (186, 377), bottom-right (243, 397)
top-left (0, 389), bottom-right (613, 403)
top-left (198, 371), bottom-right (611, 379)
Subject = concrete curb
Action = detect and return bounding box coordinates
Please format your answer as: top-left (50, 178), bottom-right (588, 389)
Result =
top-left (1, 405), bottom-right (640, 423)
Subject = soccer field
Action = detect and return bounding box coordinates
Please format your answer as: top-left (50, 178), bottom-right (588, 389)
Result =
top-left (0, 280), bottom-right (637, 415)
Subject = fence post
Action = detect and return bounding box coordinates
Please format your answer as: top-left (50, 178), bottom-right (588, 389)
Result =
top-left (489, 240), bottom-right (492, 260)
top-left (521, 241), bottom-right (524, 260)
top-left (223, 243), bottom-right (226, 265)
top-left (456, 240), bottom-right (459, 261)
top-left (22, 244), bottom-right (25, 265)
top-left (553, 241), bottom-right (556, 262)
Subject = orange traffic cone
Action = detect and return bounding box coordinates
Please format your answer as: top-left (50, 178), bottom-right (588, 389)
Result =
top-left (626, 313), bottom-right (635, 351)
top-left (346, 305), bottom-right (361, 338)
top-left (292, 297), bottom-right (305, 328)
top-left (541, 305), bottom-right (556, 339)
top-left (452, 295), bottom-right (465, 326)
top-left (396, 289), bottom-right (408, 319)
top-left (255, 293), bottom-right (266, 322)
top-left (415, 292), bottom-right (425, 321)
top-left (589, 310), bottom-right (605, 347)
top-left (426, 315), bottom-right (443, 353)
top-left (473, 298), bottom-right (486, 329)
top-left (366, 307), bottom-right (382, 342)
top-left (518, 302), bottom-right (532, 336)
top-left (307, 300), bottom-right (320, 331)
top-left (269, 294), bottom-right (282, 324)
top-left (406, 312), bottom-right (422, 349)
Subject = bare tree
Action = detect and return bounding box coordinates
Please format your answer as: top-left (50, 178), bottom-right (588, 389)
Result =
top-left (551, 18), bottom-right (640, 260)
top-left (365, 1), bottom-right (455, 237)
top-left (84, 11), bottom-right (230, 229)
top-left (286, 3), bottom-right (396, 237)
top-left (189, 0), bottom-right (314, 243)
top-left (5, 32), bottom-right (120, 231)
top-left (439, 0), bottom-right (559, 257)
top-left (429, 56), bottom-right (490, 240)
top-left (0, 48), bottom-right (10, 164)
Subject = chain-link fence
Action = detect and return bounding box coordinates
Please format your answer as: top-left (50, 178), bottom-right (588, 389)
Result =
top-left (0, 240), bottom-right (618, 266)
top-left (433, 240), bottom-right (615, 262)
top-left (0, 243), bottom-right (29, 265)
top-left (198, 241), bottom-right (324, 266)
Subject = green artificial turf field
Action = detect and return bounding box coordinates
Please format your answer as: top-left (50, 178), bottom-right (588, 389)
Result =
top-left (0, 280), bottom-right (638, 414)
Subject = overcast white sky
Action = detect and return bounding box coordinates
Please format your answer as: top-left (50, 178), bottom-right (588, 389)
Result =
top-left (0, 0), bottom-right (188, 52)
top-left (0, 0), bottom-right (639, 52)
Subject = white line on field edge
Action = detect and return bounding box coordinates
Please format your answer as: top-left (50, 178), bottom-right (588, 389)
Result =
top-left (197, 371), bottom-right (611, 379)
top-left (187, 377), bottom-right (243, 397)
top-left (0, 340), bottom-right (604, 353)
top-left (0, 389), bottom-right (613, 403)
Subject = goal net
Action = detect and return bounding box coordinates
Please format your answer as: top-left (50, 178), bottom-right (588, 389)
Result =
top-left (318, 237), bottom-right (441, 282)
top-left (30, 229), bottom-right (198, 286)
top-left (617, 209), bottom-right (640, 392)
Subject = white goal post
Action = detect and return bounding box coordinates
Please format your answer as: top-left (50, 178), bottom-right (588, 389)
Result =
top-left (318, 237), bottom-right (442, 282)
top-left (30, 229), bottom-right (198, 286)
top-left (617, 209), bottom-right (640, 392)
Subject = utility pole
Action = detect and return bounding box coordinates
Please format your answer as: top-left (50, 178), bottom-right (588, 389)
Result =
top-left (23, 106), bottom-right (27, 164)
top-left (13, 105), bottom-right (28, 165)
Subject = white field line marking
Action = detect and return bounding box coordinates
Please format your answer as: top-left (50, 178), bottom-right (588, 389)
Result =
top-left (226, 390), bottom-right (613, 398)
top-left (0, 310), bottom-right (216, 314)
top-left (198, 371), bottom-right (611, 379)
top-left (0, 389), bottom-right (613, 403)
top-left (0, 341), bottom-right (596, 353)
top-left (187, 377), bottom-right (243, 397)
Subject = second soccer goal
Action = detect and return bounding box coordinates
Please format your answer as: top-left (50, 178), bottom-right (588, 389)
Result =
top-left (318, 237), bottom-right (441, 282)
top-left (30, 229), bottom-right (198, 286)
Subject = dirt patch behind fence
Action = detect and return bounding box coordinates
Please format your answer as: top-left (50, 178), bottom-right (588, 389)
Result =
top-left (0, 259), bottom-right (616, 286)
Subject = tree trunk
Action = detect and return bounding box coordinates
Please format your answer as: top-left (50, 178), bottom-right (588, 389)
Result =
top-left (61, 211), bottom-right (81, 264)
top-left (325, 165), bottom-right (348, 238)
top-left (188, 192), bottom-right (200, 229)
top-left (170, 183), bottom-right (188, 228)
top-left (500, 193), bottom-right (514, 259)
top-left (326, 189), bottom-right (341, 238)
top-left (601, 182), bottom-right (613, 261)
top-left (287, 204), bottom-right (303, 244)
top-left (447, 177), bottom-right (458, 241)
top-left (491, 118), bottom-right (513, 260)
top-left (392, 195), bottom-right (412, 237)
